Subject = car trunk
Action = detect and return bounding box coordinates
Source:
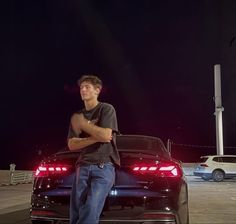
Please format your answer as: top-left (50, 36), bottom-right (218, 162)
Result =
top-left (32, 149), bottom-right (181, 222)
top-left (102, 150), bottom-right (180, 222)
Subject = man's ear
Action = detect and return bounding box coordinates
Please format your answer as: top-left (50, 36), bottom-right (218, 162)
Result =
top-left (95, 87), bottom-right (101, 95)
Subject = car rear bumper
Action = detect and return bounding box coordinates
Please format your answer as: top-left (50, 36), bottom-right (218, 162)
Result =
top-left (31, 176), bottom-right (188, 224)
top-left (31, 200), bottom-right (181, 223)
top-left (193, 171), bottom-right (212, 178)
top-left (31, 210), bottom-right (179, 224)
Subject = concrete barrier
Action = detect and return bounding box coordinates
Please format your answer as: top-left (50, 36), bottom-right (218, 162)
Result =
top-left (0, 170), bottom-right (11, 185)
top-left (10, 171), bottom-right (34, 185)
top-left (182, 163), bottom-right (197, 176)
top-left (0, 170), bottom-right (34, 186)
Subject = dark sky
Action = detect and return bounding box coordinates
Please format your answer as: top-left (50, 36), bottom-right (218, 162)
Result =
top-left (1, 0), bottom-right (236, 169)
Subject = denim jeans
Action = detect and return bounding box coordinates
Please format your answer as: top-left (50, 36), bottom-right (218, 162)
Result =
top-left (70, 163), bottom-right (115, 224)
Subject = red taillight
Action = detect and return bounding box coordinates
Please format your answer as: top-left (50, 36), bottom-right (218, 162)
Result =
top-left (132, 162), bottom-right (182, 177)
top-left (35, 164), bottom-right (69, 177)
top-left (31, 210), bottom-right (57, 216)
top-left (200, 163), bottom-right (208, 167)
top-left (48, 167), bottom-right (55, 171)
top-left (38, 166), bottom-right (47, 171)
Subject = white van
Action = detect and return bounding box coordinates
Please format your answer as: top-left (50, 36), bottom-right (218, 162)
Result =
top-left (193, 155), bottom-right (236, 181)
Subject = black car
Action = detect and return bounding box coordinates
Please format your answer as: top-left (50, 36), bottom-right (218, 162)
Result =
top-left (30, 135), bottom-right (189, 224)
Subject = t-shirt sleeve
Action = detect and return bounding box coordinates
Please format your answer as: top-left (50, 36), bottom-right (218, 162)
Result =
top-left (67, 111), bottom-right (83, 140)
top-left (99, 104), bottom-right (119, 134)
top-left (67, 124), bottom-right (79, 140)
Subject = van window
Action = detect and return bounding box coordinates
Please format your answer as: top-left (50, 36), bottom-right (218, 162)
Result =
top-left (199, 157), bottom-right (208, 163)
top-left (221, 157), bottom-right (236, 163)
top-left (213, 157), bottom-right (221, 162)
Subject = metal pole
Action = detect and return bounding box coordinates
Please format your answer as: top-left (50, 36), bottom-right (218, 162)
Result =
top-left (214, 64), bottom-right (224, 155)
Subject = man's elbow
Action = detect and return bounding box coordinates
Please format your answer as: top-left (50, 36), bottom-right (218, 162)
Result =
top-left (98, 128), bottom-right (112, 142)
top-left (68, 139), bottom-right (75, 151)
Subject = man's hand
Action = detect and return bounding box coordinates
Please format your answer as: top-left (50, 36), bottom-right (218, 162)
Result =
top-left (71, 113), bottom-right (88, 132)
top-left (104, 134), bottom-right (112, 142)
top-left (90, 118), bottom-right (98, 125)
top-left (72, 113), bottom-right (113, 143)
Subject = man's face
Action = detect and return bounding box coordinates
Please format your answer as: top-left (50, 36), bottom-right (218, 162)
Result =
top-left (80, 81), bottom-right (100, 101)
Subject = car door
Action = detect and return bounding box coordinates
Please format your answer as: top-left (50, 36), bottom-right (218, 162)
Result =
top-left (221, 157), bottom-right (236, 175)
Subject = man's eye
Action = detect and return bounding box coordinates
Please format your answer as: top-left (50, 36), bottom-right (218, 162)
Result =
top-left (81, 85), bottom-right (90, 90)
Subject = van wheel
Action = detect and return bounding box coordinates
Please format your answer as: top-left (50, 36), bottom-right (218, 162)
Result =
top-left (212, 170), bottom-right (224, 182)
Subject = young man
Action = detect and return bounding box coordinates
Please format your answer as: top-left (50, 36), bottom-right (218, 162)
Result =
top-left (67, 75), bottom-right (120, 224)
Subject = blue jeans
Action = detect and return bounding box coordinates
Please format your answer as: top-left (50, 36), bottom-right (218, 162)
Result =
top-left (70, 163), bottom-right (115, 224)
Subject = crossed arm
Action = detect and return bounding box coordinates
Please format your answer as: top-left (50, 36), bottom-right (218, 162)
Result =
top-left (68, 113), bottom-right (112, 151)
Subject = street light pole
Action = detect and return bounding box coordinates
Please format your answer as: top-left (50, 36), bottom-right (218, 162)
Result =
top-left (214, 64), bottom-right (224, 155)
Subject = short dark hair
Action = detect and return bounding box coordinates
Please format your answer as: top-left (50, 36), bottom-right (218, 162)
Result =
top-left (77, 75), bottom-right (103, 90)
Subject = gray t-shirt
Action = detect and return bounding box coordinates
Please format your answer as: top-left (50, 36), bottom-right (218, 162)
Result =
top-left (68, 102), bottom-right (120, 166)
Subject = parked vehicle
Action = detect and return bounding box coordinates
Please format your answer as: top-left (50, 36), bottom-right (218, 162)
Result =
top-left (30, 134), bottom-right (189, 224)
top-left (194, 155), bottom-right (236, 182)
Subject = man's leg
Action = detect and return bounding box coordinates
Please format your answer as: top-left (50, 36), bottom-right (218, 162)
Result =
top-left (70, 166), bottom-right (90, 224)
top-left (78, 163), bottom-right (115, 224)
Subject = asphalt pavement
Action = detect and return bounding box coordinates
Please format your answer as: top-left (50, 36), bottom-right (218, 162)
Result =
top-left (0, 177), bottom-right (236, 224)
top-left (0, 184), bottom-right (32, 215)
top-left (0, 209), bottom-right (30, 224)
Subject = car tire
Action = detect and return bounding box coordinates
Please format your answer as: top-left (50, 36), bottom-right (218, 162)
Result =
top-left (212, 170), bottom-right (224, 182)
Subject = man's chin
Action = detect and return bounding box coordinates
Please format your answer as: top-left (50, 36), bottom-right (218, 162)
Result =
top-left (82, 97), bottom-right (90, 101)
top-left (81, 96), bottom-right (96, 102)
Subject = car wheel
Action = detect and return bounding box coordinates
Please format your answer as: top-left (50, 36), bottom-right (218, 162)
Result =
top-left (212, 170), bottom-right (224, 182)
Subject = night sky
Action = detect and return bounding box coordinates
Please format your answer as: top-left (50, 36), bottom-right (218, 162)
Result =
top-left (1, 0), bottom-right (236, 169)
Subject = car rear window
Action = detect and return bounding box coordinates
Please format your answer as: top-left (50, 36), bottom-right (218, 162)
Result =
top-left (199, 157), bottom-right (208, 163)
top-left (120, 151), bottom-right (159, 160)
top-left (116, 135), bottom-right (169, 157)
top-left (54, 135), bottom-right (170, 159)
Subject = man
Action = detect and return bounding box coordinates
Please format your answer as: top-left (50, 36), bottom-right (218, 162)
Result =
top-left (67, 75), bottom-right (120, 224)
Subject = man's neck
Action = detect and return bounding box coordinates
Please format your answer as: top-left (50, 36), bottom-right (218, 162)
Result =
top-left (84, 99), bottom-right (99, 111)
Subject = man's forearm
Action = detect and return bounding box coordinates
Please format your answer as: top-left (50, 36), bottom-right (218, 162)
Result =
top-left (81, 120), bottom-right (112, 142)
top-left (68, 137), bottom-right (97, 151)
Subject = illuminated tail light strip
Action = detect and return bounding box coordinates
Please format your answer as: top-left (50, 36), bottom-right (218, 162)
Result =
top-left (35, 165), bottom-right (68, 176)
top-left (132, 163), bottom-right (182, 177)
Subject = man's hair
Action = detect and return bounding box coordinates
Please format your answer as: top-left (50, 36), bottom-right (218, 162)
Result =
top-left (77, 75), bottom-right (103, 90)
